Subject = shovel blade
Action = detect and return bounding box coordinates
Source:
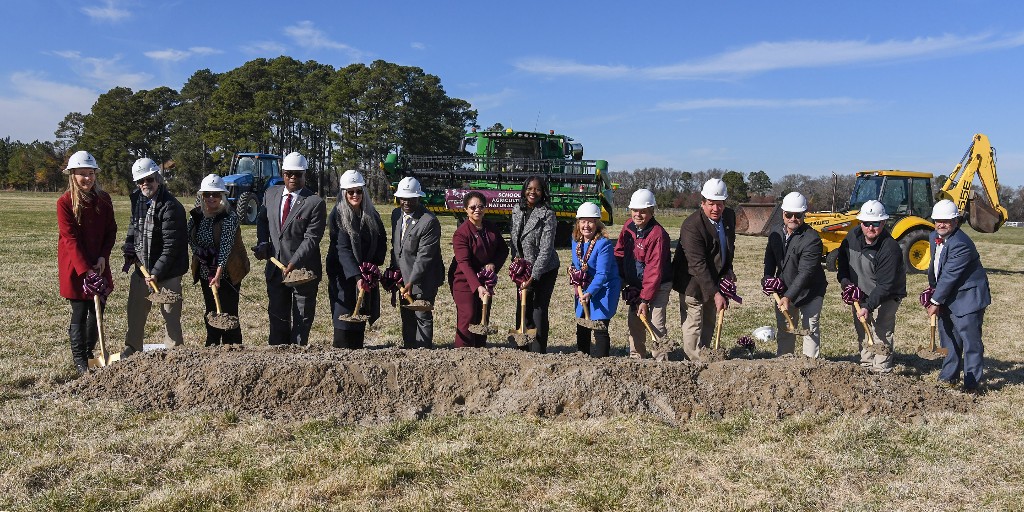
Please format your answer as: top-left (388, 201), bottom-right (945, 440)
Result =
top-left (401, 301), bottom-right (434, 312)
top-left (469, 324), bottom-right (496, 336)
top-left (786, 328), bottom-right (811, 336)
top-left (576, 318), bottom-right (607, 331)
top-left (338, 314), bottom-right (369, 323)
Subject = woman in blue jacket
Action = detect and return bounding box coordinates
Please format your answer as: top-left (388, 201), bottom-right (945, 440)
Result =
top-left (570, 202), bottom-right (620, 357)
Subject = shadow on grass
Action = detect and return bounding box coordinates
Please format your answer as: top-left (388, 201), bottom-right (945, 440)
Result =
top-left (986, 268), bottom-right (1024, 276)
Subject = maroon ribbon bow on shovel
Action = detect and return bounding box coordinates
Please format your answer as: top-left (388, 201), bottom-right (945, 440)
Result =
top-left (359, 262), bottom-right (381, 291)
top-left (477, 268), bottom-right (498, 294)
top-left (508, 259), bottom-right (533, 289)
top-left (567, 267), bottom-right (590, 289)
top-left (841, 283), bottom-right (865, 305)
top-left (83, 273), bottom-right (112, 304)
top-left (919, 287), bottom-right (935, 308)
top-left (719, 277), bottom-right (743, 304)
top-left (761, 276), bottom-right (786, 296)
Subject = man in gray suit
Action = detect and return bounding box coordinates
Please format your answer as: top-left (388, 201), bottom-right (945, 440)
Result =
top-left (255, 152), bottom-right (326, 345)
top-left (926, 199), bottom-right (991, 392)
top-left (762, 192), bottom-right (827, 357)
top-left (390, 177), bottom-right (444, 348)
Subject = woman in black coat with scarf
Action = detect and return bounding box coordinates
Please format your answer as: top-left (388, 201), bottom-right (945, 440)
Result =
top-left (327, 170), bottom-right (387, 348)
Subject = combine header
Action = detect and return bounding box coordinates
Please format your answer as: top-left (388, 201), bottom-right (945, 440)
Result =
top-left (381, 128), bottom-right (615, 243)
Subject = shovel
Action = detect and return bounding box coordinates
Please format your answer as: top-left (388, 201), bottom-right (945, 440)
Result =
top-left (338, 287), bottom-right (369, 323)
top-left (712, 308), bottom-right (726, 350)
top-left (400, 289), bottom-right (434, 312)
top-left (469, 293), bottom-right (498, 336)
top-left (638, 311), bottom-right (672, 361)
top-left (87, 295), bottom-right (119, 368)
top-left (917, 314), bottom-right (949, 360)
top-left (575, 288), bottom-right (607, 331)
top-left (772, 292), bottom-right (810, 336)
top-left (508, 287), bottom-right (537, 347)
top-left (853, 300), bottom-right (889, 356)
top-left (206, 284), bottom-right (240, 330)
top-left (269, 257), bottom-right (317, 287)
top-left (138, 263), bottom-right (181, 303)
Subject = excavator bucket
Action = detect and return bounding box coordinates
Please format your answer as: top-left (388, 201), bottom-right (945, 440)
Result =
top-left (735, 203), bottom-right (782, 236)
top-left (968, 195), bottom-right (1005, 233)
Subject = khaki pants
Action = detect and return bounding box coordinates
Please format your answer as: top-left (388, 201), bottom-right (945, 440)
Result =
top-left (627, 281), bottom-right (673, 360)
top-left (125, 271), bottom-right (184, 352)
top-left (854, 298), bottom-right (899, 372)
top-left (679, 294), bottom-right (717, 361)
top-left (775, 295), bottom-right (823, 358)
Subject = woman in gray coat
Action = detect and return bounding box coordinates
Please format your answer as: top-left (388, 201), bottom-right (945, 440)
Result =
top-left (509, 176), bottom-right (560, 352)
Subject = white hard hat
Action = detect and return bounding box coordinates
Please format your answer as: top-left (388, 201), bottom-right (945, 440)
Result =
top-left (752, 326), bottom-right (776, 342)
top-left (198, 174), bottom-right (228, 193)
top-left (64, 150), bottom-right (99, 174)
top-left (339, 169), bottom-right (365, 189)
top-left (131, 158), bottom-right (161, 182)
top-left (282, 152), bottom-right (308, 171)
top-left (394, 176), bottom-right (425, 198)
top-left (701, 178), bottom-right (729, 201)
top-left (781, 191), bottom-right (808, 213)
top-left (930, 199), bottom-right (960, 220)
top-left (576, 202), bottom-right (601, 218)
top-left (856, 200), bottom-right (889, 222)
top-left (628, 189), bottom-right (656, 209)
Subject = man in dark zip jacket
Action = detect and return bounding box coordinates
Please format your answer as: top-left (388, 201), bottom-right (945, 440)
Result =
top-left (836, 200), bottom-right (907, 373)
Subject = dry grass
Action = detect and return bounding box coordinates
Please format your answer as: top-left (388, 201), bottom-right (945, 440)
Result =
top-left (1, 191), bottom-right (1023, 511)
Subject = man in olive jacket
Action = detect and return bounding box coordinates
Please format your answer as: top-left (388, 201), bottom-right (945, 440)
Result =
top-left (122, 158), bottom-right (188, 357)
top-left (762, 192), bottom-right (827, 357)
top-left (672, 178), bottom-right (736, 361)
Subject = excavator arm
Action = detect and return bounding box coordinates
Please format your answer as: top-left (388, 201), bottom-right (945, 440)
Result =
top-left (937, 133), bottom-right (1007, 233)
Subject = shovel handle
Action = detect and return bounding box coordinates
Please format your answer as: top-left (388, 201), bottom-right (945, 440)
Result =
top-left (713, 308), bottom-right (725, 350)
top-left (93, 295), bottom-right (107, 368)
top-left (212, 284), bottom-right (223, 314)
top-left (853, 300), bottom-right (875, 345)
top-left (269, 257), bottom-right (288, 272)
top-left (137, 264), bottom-right (161, 293)
top-left (517, 287), bottom-right (528, 333)
top-left (352, 287), bottom-right (365, 315)
top-left (638, 311), bottom-right (658, 340)
top-left (929, 313), bottom-right (938, 350)
top-left (481, 294), bottom-right (491, 327)
top-left (772, 292), bottom-right (799, 332)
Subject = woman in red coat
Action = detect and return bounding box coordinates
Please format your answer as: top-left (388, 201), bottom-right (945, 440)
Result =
top-left (448, 191), bottom-right (509, 347)
top-left (57, 151), bottom-right (117, 374)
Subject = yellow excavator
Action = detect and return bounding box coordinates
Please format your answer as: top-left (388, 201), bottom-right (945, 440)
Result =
top-left (736, 133), bottom-right (1007, 274)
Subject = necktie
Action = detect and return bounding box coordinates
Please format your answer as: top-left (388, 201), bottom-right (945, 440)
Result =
top-left (402, 214), bottom-right (412, 241)
top-left (934, 239), bottom-right (944, 278)
top-left (716, 221), bottom-right (728, 264)
top-left (281, 193), bottom-right (292, 228)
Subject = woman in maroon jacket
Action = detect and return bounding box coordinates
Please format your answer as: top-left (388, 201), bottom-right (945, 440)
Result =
top-left (57, 151), bottom-right (117, 374)
top-left (448, 192), bottom-right (509, 347)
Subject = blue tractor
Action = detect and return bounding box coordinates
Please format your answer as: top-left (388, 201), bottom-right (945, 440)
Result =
top-left (222, 153), bottom-right (283, 224)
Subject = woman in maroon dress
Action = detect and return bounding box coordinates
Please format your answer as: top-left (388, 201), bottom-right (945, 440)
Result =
top-left (57, 151), bottom-right (116, 374)
top-left (448, 192), bottom-right (509, 347)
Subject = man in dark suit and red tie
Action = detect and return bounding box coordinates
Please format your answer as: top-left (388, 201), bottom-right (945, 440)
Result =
top-left (924, 199), bottom-right (991, 392)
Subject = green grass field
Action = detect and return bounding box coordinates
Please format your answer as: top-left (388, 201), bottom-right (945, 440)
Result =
top-left (1, 191), bottom-right (1023, 511)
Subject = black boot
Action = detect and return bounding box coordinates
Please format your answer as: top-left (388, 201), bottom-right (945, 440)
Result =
top-left (68, 325), bottom-right (89, 374)
top-left (333, 328), bottom-right (365, 349)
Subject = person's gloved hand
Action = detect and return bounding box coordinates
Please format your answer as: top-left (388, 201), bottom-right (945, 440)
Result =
top-left (919, 287), bottom-right (935, 308)
top-left (251, 242), bottom-right (270, 261)
top-left (121, 243), bottom-right (137, 274)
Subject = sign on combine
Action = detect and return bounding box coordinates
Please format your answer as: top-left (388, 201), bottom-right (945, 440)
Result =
top-left (380, 128), bottom-right (615, 244)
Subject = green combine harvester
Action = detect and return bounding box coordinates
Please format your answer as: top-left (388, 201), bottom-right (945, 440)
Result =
top-left (380, 128), bottom-right (615, 243)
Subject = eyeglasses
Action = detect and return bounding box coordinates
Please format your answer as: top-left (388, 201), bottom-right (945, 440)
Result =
top-left (136, 176), bottom-right (156, 185)
top-left (466, 204), bottom-right (486, 210)
top-left (783, 212), bottom-right (804, 219)
top-left (201, 192), bottom-right (221, 198)
top-left (345, 188), bottom-right (363, 195)
top-left (283, 171), bottom-right (304, 177)
top-left (861, 221), bottom-right (883, 228)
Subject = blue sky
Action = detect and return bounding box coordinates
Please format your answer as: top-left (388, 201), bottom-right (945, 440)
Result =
top-left (2, 0), bottom-right (1023, 186)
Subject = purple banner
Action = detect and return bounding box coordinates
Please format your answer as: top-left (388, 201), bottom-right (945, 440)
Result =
top-left (444, 189), bottom-right (521, 210)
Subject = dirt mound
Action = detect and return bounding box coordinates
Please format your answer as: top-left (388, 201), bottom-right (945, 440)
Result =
top-left (67, 347), bottom-right (971, 424)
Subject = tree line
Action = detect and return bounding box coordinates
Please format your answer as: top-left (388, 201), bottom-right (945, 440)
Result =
top-left (0, 56), bottom-right (477, 198)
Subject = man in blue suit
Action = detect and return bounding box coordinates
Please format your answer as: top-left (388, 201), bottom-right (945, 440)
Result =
top-left (925, 199), bottom-right (991, 392)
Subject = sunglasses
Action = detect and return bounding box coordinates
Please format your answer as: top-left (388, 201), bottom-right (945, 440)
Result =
top-left (783, 212), bottom-right (804, 219)
top-left (861, 221), bottom-right (883, 228)
top-left (466, 204), bottom-right (485, 211)
top-left (201, 192), bottom-right (221, 198)
top-left (136, 175), bottom-right (156, 185)
top-left (345, 188), bottom-right (363, 195)
top-left (283, 171), bottom-right (304, 177)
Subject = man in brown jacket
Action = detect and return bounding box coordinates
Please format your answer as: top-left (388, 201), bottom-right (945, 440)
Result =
top-left (672, 178), bottom-right (736, 361)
